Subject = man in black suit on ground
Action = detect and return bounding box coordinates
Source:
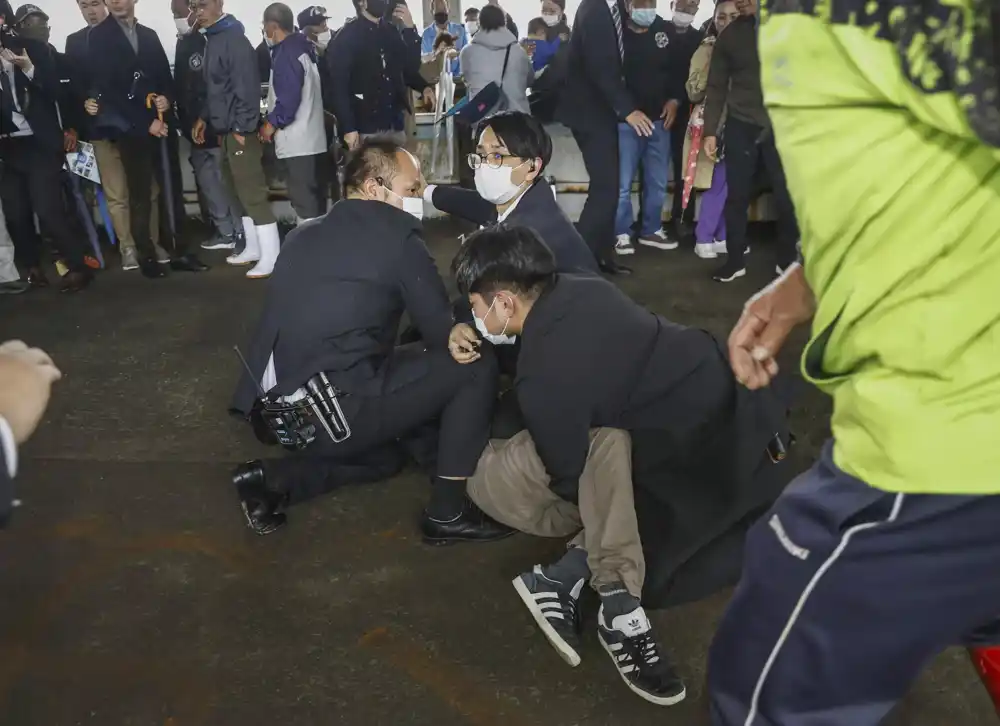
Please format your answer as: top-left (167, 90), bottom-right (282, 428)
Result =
top-left (423, 112), bottom-right (597, 275)
top-left (230, 137), bottom-right (511, 544)
top-left (556, 0), bottom-right (654, 276)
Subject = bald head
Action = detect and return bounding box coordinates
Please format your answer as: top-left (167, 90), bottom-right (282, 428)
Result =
top-left (344, 137), bottom-right (424, 209)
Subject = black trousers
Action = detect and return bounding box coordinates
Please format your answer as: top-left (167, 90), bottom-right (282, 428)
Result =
top-left (0, 137), bottom-right (89, 272)
top-left (283, 153), bottom-right (329, 220)
top-left (116, 134), bottom-right (176, 259)
top-left (264, 344), bottom-right (498, 505)
top-left (573, 122), bottom-right (619, 262)
top-left (722, 117), bottom-right (800, 268)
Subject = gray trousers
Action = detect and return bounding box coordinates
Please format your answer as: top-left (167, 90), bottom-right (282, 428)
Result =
top-left (190, 147), bottom-right (243, 237)
top-left (283, 153), bottom-right (328, 221)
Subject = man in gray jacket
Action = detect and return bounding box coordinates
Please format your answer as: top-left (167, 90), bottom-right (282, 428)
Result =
top-left (459, 4), bottom-right (533, 114)
top-left (192, 0), bottom-right (281, 280)
top-left (259, 3), bottom-right (328, 225)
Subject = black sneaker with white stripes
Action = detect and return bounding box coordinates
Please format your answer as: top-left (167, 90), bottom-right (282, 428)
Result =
top-left (598, 604), bottom-right (686, 706)
top-left (512, 565), bottom-right (584, 666)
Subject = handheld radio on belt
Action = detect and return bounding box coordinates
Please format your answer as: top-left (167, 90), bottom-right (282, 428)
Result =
top-left (233, 347), bottom-right (353, 449)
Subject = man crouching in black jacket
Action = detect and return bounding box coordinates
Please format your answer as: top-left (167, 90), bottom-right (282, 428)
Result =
top-left (230, 137), bottom-right (511, 544)
top-left (450, 225), bottom-right (793, 705)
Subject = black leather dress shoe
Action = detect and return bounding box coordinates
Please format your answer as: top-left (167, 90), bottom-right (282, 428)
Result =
top-left (233, 460), bottom-right (288, 536)
top-left (170, 254), bottom-right (210, 272)
top-left (599, 258), bottom-right (632, 276)
top-left (27, 268), bottom-right (49, 288)
top-left (59, 270), bottom-right (93, 293)
top-left (140, 257), bottom-right (168, 279)
top-left (420, 500), bottom-right (516, 545)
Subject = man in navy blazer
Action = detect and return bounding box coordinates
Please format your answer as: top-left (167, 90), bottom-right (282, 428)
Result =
top-left (556, 0), bottom-right (653, 276)
top-left (83, 0), bottom-right (206, 278)
top-left (423, 112), bottom-right (598, 276)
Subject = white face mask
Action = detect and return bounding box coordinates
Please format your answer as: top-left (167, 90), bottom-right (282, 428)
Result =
top-left (465, 20), bottom-right (478, 35)
top-left (402, 196), bottom-right (424, 219)
top-left (380, 184), bottom-right (424, 219)
top-left (175, 17), bottom-right (192, 34)
top-left (315, 28), bottom-right (332, 48)
top-left (474, 297), bottom-right (517, 346)
top-left (541, 12), bottom-right (561, 26)
top-left (672, 10), bottom-right (695, 26)
top-left (474, 160), bottom-right (529, 205)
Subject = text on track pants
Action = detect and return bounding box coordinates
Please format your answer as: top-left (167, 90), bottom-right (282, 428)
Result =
top-left (708, 440), bottom-right (1000, 726)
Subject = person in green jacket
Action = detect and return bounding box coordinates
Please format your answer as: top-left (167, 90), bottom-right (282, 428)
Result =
top-left (707, 0), bottom-right (1000, 723)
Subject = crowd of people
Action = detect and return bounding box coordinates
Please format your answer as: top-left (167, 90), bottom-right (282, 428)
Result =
top-left (2, 0), bottom-right (1000, 723)
top-left (1, 0), bottom-right (799, 296)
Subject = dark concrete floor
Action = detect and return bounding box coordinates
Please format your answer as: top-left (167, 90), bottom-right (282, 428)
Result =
top-left (0, 220), bottom-right (993, 726)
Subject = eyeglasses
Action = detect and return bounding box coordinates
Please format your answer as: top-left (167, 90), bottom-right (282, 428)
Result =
top-left (467, 152), bottom-right (515, 170)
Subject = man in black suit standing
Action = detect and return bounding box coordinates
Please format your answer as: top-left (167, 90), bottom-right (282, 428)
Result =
top-left (0, 4), bottom-right (92, 291)
top-left (557, 0), bottom-right (653, 275)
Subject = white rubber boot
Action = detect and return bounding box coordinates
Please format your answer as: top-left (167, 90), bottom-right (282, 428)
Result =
top-left (227, 217), bottom-right (260, 266)
top-left (247, 223), bottom-right (280, 279)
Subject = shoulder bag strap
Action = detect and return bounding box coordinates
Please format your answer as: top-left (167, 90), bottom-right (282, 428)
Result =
top-left (500, 43), bottom-right (513, 84)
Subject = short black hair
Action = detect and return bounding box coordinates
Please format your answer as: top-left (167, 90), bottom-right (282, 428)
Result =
top-left (433, 31), bottom-right (456, 49)
top-left (526, 16), bottom-right (546, 35)
top-left (464, 6), bottom-right (478, 18)
top-left (480, 111), bottom-right (553, 173)
top-left (343, 136), bottom-right (405, 194)
top-left (478, 4), bottom-right (505, 31)
top-left (451, 226), bottom-right (556, 300)
top-left (263, 2), bottom-right (294, 31)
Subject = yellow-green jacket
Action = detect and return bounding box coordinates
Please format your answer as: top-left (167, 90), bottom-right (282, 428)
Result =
top-left (761, 0), bottom-right (1000, 494)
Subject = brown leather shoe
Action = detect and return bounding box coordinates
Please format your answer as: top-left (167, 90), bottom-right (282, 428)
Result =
top-left (59, 270), bottom-right (93, 293)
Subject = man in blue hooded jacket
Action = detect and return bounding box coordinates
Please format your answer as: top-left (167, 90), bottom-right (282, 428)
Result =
top-left (192, 0), bottom-right (281, 280)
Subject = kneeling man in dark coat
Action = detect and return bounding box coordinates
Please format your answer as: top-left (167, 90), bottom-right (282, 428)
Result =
top-left (450, 226), bottom-right (793, 706)
top-left (230, 137), bottom-right (510, 544)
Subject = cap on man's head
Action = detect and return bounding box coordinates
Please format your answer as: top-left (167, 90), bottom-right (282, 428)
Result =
top-left (296, 4), bottom-right (328, 27)
top-left (14, 3), bottom-right (47, 24)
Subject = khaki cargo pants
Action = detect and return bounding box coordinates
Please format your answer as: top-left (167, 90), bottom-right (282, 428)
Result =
top-left (467, 428), bottom-right (645, 597)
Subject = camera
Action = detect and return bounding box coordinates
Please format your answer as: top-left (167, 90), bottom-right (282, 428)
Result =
top-left (0, 23), bottom-right (15, 50)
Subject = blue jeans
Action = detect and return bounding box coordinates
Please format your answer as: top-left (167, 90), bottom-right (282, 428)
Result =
top-left (614, 123), bottom-right (671, 237)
